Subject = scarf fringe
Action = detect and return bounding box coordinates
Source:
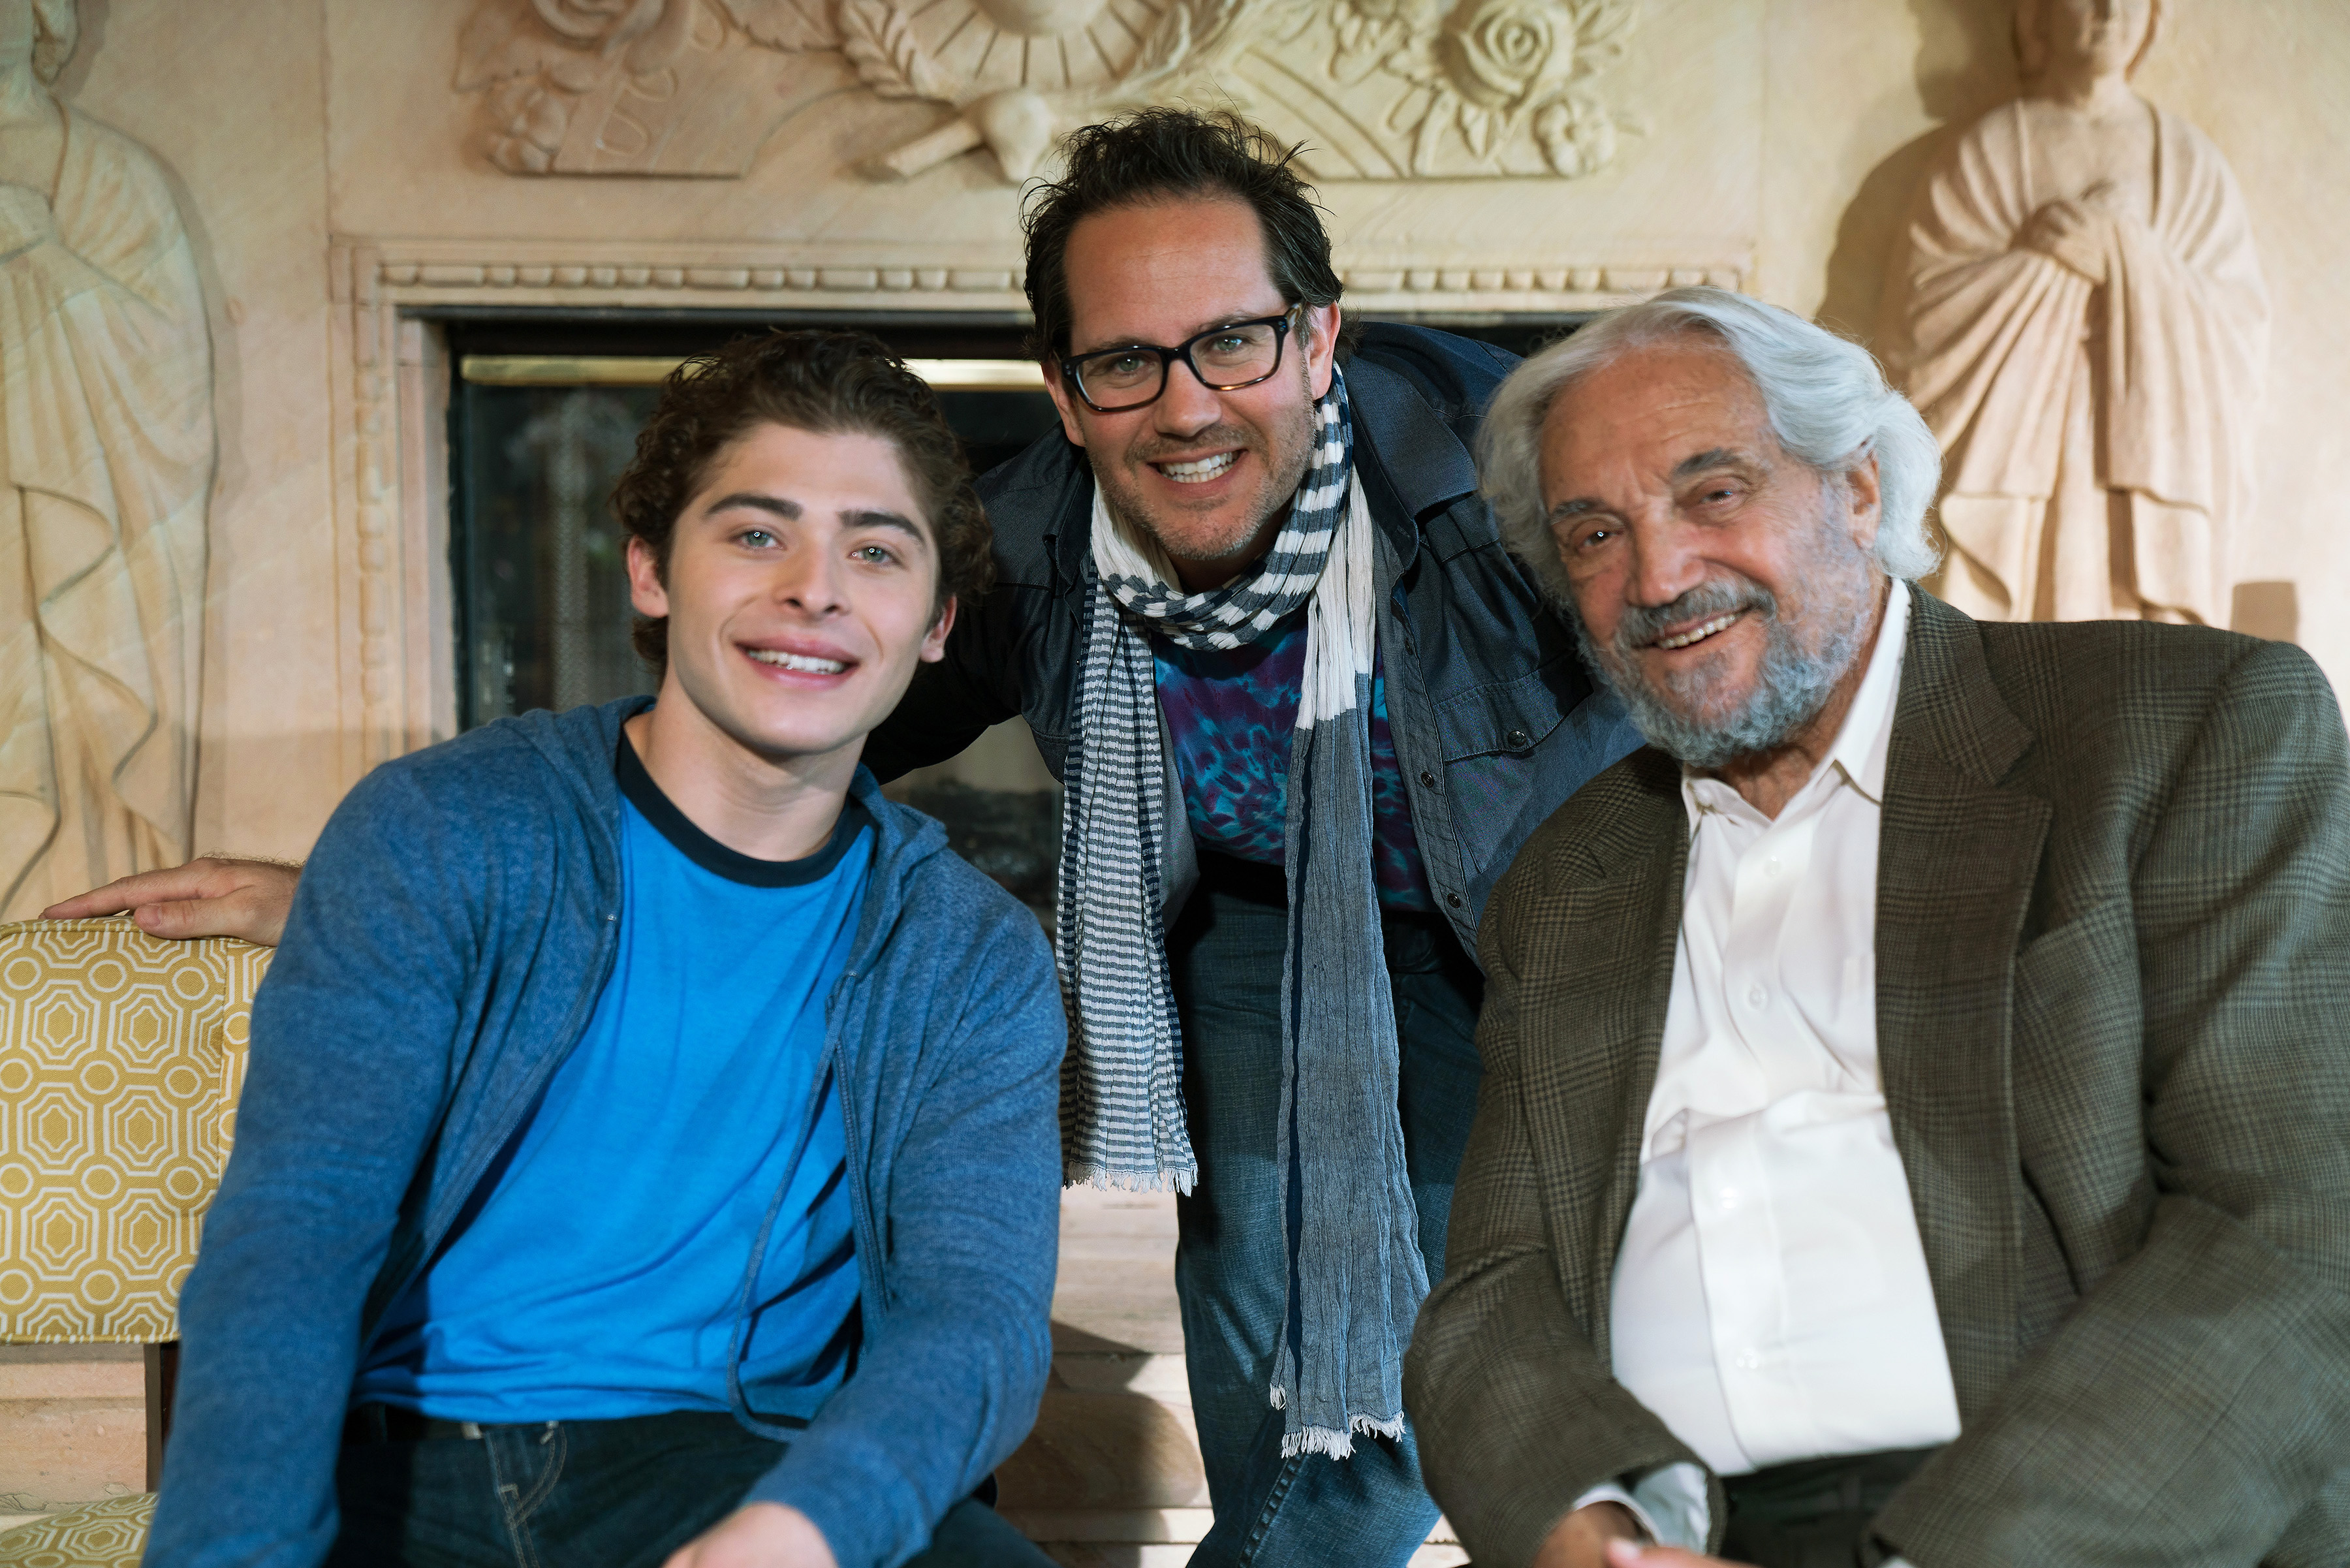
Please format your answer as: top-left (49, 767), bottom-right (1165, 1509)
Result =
top-left (1062, 1161), bottom-right (1197, 1197)
top-left (1276, 1411), bottom-right (1407, 1461)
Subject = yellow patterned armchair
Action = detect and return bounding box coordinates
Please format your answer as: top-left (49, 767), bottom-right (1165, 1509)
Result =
top-left (0, 918), bottom-right (270, 1563)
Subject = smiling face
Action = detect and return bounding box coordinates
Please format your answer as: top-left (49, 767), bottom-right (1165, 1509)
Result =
top-left (626, 421), bottom-right (952, 778)
top-left (1539, 334), bottom-right (1885, 770)
top-left (1043, 195), bottom-right (1340, 589)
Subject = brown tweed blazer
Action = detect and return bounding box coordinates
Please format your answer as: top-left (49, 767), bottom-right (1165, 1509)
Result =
top-left (1403, 591), bottom-right (2350, 1568)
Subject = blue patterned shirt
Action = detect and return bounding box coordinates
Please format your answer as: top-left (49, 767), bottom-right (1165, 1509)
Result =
top-left (1151, 610), bottom-right (1434, 911)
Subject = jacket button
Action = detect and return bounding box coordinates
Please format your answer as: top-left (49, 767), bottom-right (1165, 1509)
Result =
top-left (1445, 892), bottom-right (1464, 909)
top-left (1418, 770), bottom-right (1437, 788)
top-left (1505, 727), bottom-right (1531, 750)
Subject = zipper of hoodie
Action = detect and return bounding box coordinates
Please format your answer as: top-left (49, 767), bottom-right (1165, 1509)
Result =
top-left (724, 1041), bottom-right (838, 1435)
top-left (822, 815), bottom-right (916, 1330)
top-left (826, 964), bottom-right (888, 1321)
top-left (725, 825), bottom-right (907, 1426)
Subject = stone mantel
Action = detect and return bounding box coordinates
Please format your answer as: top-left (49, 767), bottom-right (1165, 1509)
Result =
top-left (339, 235), bottom-right (1747, 313)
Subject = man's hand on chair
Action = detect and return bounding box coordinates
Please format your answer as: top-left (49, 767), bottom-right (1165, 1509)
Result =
top-left (41, 858), bottom-right (303, 946)
top-left (663, 1503), bottom-right (838, 1568)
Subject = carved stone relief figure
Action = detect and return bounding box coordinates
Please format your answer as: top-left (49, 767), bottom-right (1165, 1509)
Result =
top-left (1885, 0), bottom-right (2266, 626)
top-left (0, 0), bottom-right (213, 920)
top-left (455, 0), bottom-right (1641, 184)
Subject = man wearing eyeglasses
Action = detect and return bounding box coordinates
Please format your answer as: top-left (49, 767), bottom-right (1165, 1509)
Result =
top-left (865, 108), bottom-right (1642, 1567)
top-left (51, 108), bottom-right (1641, 1568)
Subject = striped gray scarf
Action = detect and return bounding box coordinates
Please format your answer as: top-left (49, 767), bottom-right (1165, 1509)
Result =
top-left (1055, 370), bottom-right (1428, 1458)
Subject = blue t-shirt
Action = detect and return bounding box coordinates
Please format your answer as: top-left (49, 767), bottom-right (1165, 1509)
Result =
top-left (1152, 610), bottom-right (1434, 911)
top-left (356, 736), bottom-right (871, 1424)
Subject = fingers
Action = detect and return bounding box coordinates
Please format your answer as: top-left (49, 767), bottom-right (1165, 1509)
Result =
top-left (41, 864), bottom-right (225, 920)
top-left (40, 858), bottom-right (300, 947)
top-left (148, 890), bottom-right (290, 947)
top-left (131, 898), bottom-right (242, 942)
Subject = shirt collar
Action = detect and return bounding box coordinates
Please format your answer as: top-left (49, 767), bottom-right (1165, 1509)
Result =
top-left (1680, 579), bottom-right (1912, 830)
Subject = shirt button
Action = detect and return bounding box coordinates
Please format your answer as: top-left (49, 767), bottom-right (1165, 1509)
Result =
top-left (1746, 984), bottom-right (1768, 1010)
top-left (1505, 727), bottom-right (1531, 750)
top-left (1445, 891), bottom-right (1464, 909)
top-left (1718, 1187), bottom-right (1740, 1208)
top-left (1762, 856), bottom-right (1782, 877)
top-left (1735, 1349), bottom-right (1764, 1371)
top-left (1418, 770), bottom-right (1437, 788)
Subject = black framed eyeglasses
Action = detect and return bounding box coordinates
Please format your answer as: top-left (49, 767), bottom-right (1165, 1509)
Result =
top-left (1059, 309), bottom-right (1300, 413)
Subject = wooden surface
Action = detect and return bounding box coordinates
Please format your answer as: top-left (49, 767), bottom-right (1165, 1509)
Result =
top-left (1005, 1188), bottom-right (1467, 1567)
top-left (0, 1346), bottom-right (144, 1527)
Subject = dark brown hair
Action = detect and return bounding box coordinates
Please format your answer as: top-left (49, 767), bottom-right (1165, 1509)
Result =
top-left (1020, 108), bottom-right (1358, 362)
top-left (610, 329), bottom-right (994, 676)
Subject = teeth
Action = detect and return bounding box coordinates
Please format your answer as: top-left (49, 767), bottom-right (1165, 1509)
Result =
top-left (1159, 452), bottom-right (1238, 483)
top-left (747, 649), bottom-right (847, 674)
top-left (1655, 612), bottom-right (1740, 651)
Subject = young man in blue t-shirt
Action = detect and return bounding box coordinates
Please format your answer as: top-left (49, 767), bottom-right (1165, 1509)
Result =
top-left (143, 332), bottom-right (1066, 1568)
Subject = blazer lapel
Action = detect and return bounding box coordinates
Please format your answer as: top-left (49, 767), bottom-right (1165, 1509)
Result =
top-left (1514, 751), bottom-right (1687, 1356)
top-left (1875, 592), bottom-right (2049, 1419)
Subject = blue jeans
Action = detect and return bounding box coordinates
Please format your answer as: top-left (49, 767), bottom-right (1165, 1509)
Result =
top-left (1168, 856), bottom-right (1486, 1568)
top-left (327, 1407), bottom-right (1052, 1568)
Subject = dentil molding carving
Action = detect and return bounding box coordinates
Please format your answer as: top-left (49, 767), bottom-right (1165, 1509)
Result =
top-left (456, 0), bottom-right (1641, 182)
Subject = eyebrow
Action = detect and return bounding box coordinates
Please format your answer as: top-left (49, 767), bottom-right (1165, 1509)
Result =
top-left (1670, 447), bottom-right (1750, 481)
top-left (1546, 447), bottom-right (1760, 522)
top-left (702, 492), bottom-right (802, 521)
top-left (704, 494), bottom-right (926, 541)
top-left (841, 508), bottom-right (929, 546)
top-left (1074, 310), bottom-right (1283, 356)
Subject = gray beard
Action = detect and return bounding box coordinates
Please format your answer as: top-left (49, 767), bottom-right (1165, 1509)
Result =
top-left (1577, 572), bottom-right (1875, 772)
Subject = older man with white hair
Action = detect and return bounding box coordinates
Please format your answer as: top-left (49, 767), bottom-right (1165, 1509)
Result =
top-left (1403, 287), bottom-right (2350, 1568)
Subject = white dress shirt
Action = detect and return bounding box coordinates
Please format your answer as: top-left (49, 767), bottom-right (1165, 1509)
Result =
top-left (1573, 584), bottom-right (1950, 1560)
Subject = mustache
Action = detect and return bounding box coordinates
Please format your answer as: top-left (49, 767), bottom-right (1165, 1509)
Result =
top-left (1129, 424), bottom-right (1262, 463)
top-left (1611, 578), bottom-right (1777, 654)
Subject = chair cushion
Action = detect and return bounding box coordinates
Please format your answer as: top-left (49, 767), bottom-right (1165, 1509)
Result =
top-left (0, 920), bottom-right (271, 1342)
top-left (0, 1494), bottom-right (153, 1566)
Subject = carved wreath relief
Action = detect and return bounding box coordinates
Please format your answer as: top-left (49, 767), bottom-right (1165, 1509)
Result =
top-left (456, 0), bottom-right (1641, 182)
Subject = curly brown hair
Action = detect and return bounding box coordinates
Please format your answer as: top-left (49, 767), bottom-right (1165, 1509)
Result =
top-left (609, 329), bottom-right (995, 678)
top-left (1020, 108), bottom-right (1359, 362)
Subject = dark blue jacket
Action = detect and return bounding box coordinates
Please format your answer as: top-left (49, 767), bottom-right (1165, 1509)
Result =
top-left (151, 699), bottom-right (1065, 1568)
top-left (865, 322), bottom-right (1643, 949)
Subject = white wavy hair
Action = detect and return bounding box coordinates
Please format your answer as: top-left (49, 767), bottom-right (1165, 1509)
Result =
top-left (1480, 287), bottom-right (1943, 608)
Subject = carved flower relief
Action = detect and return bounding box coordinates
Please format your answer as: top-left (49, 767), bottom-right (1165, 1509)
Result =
top-left (1434, 0), bottom-right (1566, 111)
top-left (531, 0), bottom-right (669, 44)
top-left (1353, 0), bottom-right (1637, 176)
top-left (460, 0), bottom-right (713, 172)
top-left (1330, 0), bottom-right (1439, 84)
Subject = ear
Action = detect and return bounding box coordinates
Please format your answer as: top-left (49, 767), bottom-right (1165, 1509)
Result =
top-left (1843, 450), bottom-right (1884, 556)
top-left (1304, 303), bottom-right (1341, 400)
top-left (921, 595), bottom-right (958, 663)
top-left (1042, 357), bottom-right (1088, 449)
top-left (626, 534), bottom-right (670, 618)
